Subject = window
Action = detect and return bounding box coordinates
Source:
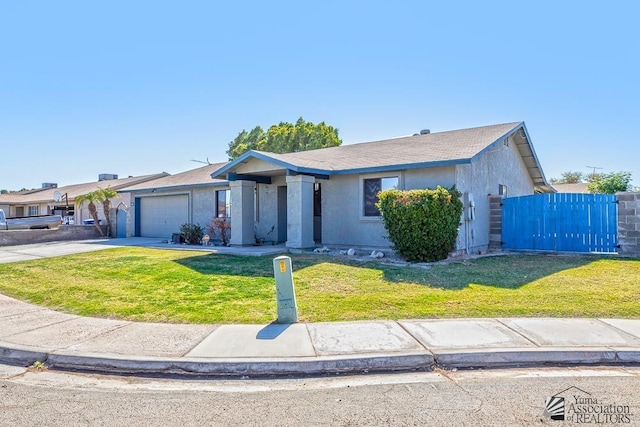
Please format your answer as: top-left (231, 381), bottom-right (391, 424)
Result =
top-left (216, 190), bottom-right (231, 218)
top-left (499, 184), bottom-right (508, 197)
top-left (363, 176), bottom-right (398, 216)
top-left (28, 206), bottom-right (39, 216)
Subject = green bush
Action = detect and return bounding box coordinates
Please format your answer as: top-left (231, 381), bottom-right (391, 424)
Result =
top-left (180, 223), bottom-right (205, 245)
top-left (377, 186), bottom-right (463, 262)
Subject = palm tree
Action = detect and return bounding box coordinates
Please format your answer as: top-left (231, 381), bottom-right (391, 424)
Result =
top-left (75, 191), bottom-right (104, 237)
top-left (96, 187), bottom-right (118, 237)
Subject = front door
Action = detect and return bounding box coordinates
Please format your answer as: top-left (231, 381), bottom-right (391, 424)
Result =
top-left (314, 182), bottom-right (322, 242)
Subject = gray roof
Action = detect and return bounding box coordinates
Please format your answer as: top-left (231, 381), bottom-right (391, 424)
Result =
top-left (552, 183), bottom-right (589, 193)
top-left (0, 173), bottom-right (169, 205)
top-left (212, 122), bottom-right (553, 192)
top-left (120, 162), bottom-right (229, 192)
top-left (255, 122), bottom-right (521, 172)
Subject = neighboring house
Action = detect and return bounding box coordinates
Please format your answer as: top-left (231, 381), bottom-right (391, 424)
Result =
top-left (211, 122), bottom-right (553, 253)
top-left (0, 173), bottom-right (168, 228)
top-left (552, 183), bottom-right (589, 193)
top-left (118, 163), bottom-right (229, 238)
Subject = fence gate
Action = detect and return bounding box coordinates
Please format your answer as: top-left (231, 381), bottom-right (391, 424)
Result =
top-left (502, 193), bottom-right (618, 253)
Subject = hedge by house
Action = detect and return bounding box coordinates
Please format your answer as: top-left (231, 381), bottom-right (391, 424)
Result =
top-left (377, 186), bottom-right (463, 262)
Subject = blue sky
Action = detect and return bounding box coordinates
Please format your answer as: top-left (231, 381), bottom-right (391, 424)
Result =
top-left (1, 1), bottom-right (638, 191)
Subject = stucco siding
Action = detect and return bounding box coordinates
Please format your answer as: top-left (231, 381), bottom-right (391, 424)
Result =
top-left (455, 135), bottom-right (535, 253)
top-left (191, 187), bottom-right (217, 229)
top-left (321, 166), bottom-right (457, 248)
top-left (404, 166), bottom-right (456, 190)
top-left (255, 177), bottom-right (285, 243)
top-left (321, 175), bottom-right (388, 247)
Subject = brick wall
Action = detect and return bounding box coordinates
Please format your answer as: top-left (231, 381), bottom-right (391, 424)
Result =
top-left (617, 192), bottom-right (640, 256)
top-left (488, 195), bottom-right (503, 251)
top-left (0, 225), bottom-right (105, 247)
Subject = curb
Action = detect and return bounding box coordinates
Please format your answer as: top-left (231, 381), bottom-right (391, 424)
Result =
top-left (45, 352), bottom-right (435, 376)
top-left (434, 348), bottom-right (622, 369)
top-left (0, 342), bottom-right (435, 376)
top-left (2, 342), bottom-right (640, 377)
top-left (0, 343), bottom-right (48, 366)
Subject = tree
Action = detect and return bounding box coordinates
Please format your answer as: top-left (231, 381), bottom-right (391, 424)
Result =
top-left (226, 117), bottom-right (341, 160)
top-left (226, 126), bottom-right (266, 160)
top-left (75, 191), bottom-right (104, 237)
top-left (0, 189), bottom-right (7, 194)
top-left (549, 171), bottom-right (584, 184)
top-left (96, 187), bottom-right (118, 237)
top-left (587, 171), bottom-right (633, 194)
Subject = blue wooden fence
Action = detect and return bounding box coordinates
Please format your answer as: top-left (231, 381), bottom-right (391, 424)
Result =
top-left (502, 193), bottom-right (618, 253)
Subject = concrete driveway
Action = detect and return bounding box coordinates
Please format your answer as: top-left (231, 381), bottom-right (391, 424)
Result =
top-left (0, 238), bottom-right (167, 264)
top-left (0, 237), bottom-right (286, 264)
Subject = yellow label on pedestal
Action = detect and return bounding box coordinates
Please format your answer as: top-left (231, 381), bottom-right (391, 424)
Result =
top-left (279, 260), bottom-right (286, 272)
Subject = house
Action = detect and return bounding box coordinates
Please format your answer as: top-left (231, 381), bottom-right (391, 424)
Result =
top-left (119, 163), bottom-right (229, 238)
top-left (0, 173), bottom-right (168, 228)
top-left (552, 183), bottom-right (589, 193)
top-left (210, 122), bottom-right (553, 253)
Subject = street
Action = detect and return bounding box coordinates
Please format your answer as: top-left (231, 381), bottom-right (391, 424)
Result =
top-left (1, 364), bottom-right (639, 426)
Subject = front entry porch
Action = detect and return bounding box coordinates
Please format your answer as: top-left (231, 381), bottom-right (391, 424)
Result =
top-left (228, 173), bottom-right (320, 249)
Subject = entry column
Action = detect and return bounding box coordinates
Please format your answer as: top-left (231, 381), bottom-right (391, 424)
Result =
top-left (286, 174), bottom-right (315, 249)
top-left (230, 180), bottom-right (255, 246)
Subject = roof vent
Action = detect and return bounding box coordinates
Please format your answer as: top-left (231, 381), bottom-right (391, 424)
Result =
top-left (420, 129), bottom-right (431, 135)
top-left (98, 174), bottom-right (118, 181)
top-left (42, 182), bottom-right (58, 189)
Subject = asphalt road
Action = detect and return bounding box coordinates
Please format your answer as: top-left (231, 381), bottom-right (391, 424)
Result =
top-left (1, 364), bottom-right (639, 426)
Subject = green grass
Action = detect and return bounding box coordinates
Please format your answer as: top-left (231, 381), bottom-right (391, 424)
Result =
top-left (0, 247), bottom-right (638, 323)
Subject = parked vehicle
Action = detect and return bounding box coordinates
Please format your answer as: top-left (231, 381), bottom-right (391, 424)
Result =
top-left (0, 209), bottom-right (62, 230)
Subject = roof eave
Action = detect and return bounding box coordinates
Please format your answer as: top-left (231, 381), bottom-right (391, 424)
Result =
top-left (331, 159), bottom-right (470, 176)
top-left (120, 181), bottom-right (229, 194)
top-left (471, 122), bottom-right (554, 194)
top-left (211, 151), bottom-right (300, 179)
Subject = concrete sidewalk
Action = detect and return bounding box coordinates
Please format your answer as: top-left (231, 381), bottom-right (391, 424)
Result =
top-left (1, 238), bottom-right (639, 376)
top-left (1, 294), bottom-right (639, 376)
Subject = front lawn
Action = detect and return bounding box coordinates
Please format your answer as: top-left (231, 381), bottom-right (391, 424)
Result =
top-left (0, 247), bottom-right (638, 323)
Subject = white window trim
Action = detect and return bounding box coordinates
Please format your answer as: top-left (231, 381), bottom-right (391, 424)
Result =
top-left (358, 172), bottom-right (404, 221)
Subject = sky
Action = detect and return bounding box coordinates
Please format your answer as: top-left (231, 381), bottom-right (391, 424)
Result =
top-left (1, 1), bottom-right (638, 191)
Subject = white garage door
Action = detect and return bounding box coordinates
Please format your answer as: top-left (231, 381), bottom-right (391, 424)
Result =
top-left (139, 195), bottom-right (189, 238)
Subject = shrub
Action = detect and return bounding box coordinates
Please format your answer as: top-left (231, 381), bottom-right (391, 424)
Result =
top-left (180, 223), bottom-right (205, 245)
top-left (207, 218), bottom-right (231, 246)
top-left (377, 186), bottom-right (463, 262)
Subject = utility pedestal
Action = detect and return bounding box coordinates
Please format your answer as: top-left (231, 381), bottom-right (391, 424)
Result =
top-left (272, 256), bottom-right (298, 323)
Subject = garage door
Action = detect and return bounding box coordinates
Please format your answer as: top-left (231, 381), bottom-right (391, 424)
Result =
top-left (139, 195), bottom-right (189, 238)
